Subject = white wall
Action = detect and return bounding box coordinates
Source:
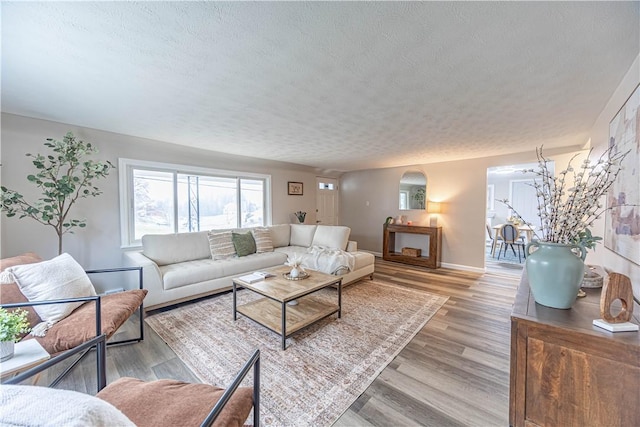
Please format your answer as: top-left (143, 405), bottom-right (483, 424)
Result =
top-left (340, 149), bottom-right (585, 271)
top-left (0, 113), bottom-right (326, 270)
top-left (342, 55), bottom-right (640, 292)
top-left (3, 55), bottom-right (638, 293)
top-left (586, 54), bottom-right (640, 296)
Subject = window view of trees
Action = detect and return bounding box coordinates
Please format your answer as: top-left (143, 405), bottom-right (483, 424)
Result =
top-left (133, 169), bottom-right (265, 241)
top-left (134, 170), bottom-right (174, 240)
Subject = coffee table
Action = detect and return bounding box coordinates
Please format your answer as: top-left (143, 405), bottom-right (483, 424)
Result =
top-left (232, 265), bottom-right (342, 350)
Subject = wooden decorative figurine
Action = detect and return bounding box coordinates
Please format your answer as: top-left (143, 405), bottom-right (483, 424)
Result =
top-left (593, 272), bottom-right (639, 332)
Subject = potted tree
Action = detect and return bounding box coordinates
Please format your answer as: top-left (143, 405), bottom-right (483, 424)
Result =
top-left (0, 132), bottom-right (114, 254)
top-left (0, 308), bottom-right (30, 361)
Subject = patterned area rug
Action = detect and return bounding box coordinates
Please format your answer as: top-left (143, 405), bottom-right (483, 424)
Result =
top-left (146, 280), bottom-right (448, 426)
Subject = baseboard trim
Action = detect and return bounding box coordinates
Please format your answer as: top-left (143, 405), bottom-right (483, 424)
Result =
top-left (372, 252), bottom-right (485, 274)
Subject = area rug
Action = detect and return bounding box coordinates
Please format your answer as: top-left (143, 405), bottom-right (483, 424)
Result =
top-left (145, 280), bottom-right (448, 426)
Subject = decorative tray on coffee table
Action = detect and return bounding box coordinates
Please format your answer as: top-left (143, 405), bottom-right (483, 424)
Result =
top-left (283, 271), bottom-right (310, 281)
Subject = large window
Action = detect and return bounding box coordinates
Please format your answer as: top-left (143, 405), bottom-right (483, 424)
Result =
top-left (119, 159), bottom-right (271, 247)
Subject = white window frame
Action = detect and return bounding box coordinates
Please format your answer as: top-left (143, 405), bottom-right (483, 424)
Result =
top-left (399, 191), bottom-right (409, 210)
top-left (119, 158), bottom-right (272, 248)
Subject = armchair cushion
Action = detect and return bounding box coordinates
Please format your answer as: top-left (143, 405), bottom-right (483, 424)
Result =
top-left (97, 377), bottom-right (254, 427)
top-left (6, 253), bottom-right (97, 336)
top-left (25, 289), bottom-right (148, 355)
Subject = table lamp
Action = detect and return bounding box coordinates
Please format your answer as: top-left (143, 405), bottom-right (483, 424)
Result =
top-left (428, 201), bottom-right (441, 227)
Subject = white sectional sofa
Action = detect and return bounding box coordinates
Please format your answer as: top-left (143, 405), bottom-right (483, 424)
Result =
top-left (124, 224), bottom-right (375, 310)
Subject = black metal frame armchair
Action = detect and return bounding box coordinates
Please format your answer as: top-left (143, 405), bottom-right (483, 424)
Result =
top-left (1, 266), bottom-right (145, 388)
top-left (5, 337), bottom-right (261, 427)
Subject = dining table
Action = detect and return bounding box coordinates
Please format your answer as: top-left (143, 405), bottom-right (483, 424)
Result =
top-left (491, 223), bottom-right (536, 257)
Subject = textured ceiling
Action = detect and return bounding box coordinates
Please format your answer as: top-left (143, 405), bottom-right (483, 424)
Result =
top-left (2, 2), bottom-right (639, 172)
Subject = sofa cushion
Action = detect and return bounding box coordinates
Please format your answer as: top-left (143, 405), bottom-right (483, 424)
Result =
top-left (208, 231), bottom-right (236, 260)
top-left (7, 253), bottom-right (97, 336)
top-left (252, 227), bottom-right (274, 253)
top-left (232, 232), bottom-right (256, 257)
top-left (312, 225), bottom-right (351, 250)
top-left (97, 377), bottom-right (253, 427)
top-left (159, 253), bottom-right (287, 290)
top-left (273, 246), bottom-right (308, 259)
top-left (352, 251), bottom-right (376, 270)
top-left (289, 224), bottom-right (317, 247)
top-left (161, 260), bottom-right (226, 290)
top-left (142, 231), bottom-right (210, 266)
top-left (269, 224), bottom-right (291, 248)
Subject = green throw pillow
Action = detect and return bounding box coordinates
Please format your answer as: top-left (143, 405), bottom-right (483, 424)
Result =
top-left (232, 232), bottom-right (257, 257)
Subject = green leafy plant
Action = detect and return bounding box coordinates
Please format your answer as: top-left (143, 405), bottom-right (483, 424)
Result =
top-left (0, 132), bottom-right (114, 254)
top-left (413, 188), bottom-right (425, 209)
top-left (0, 308), bottom-right (30, 342)
top-left (294, 211), bottom-right (306, 223)
top-left (499, 145), bottom-right (630, 244)
top-left (572, 228), bottom-right (603, 252)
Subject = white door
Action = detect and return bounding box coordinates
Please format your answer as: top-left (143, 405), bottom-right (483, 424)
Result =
top-left (316, 177), bottom-right (338, 225)
top-left (510, 179), bottom-right (538, 226)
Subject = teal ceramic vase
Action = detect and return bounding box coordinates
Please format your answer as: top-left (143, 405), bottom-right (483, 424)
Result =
top-left (525, 241), bottom-right (586, 309)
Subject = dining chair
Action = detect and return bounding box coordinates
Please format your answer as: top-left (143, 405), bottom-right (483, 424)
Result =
top-left (486, 223), bottom-right (502, 257)
top-left (497, 224), bottom-right (526, 262)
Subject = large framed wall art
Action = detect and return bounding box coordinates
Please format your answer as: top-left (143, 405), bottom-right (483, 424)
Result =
top-left (604, 84), bottom-right (640, 265)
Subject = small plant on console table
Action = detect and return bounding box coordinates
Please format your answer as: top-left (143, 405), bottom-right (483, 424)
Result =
top-left (294, 211), bottom-right (307, 223)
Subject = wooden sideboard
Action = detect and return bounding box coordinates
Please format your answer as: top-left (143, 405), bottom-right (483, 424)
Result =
top-left (509, 273), bottom-right (640, 427)
top-left (382, 224), bottom-right (442, 269)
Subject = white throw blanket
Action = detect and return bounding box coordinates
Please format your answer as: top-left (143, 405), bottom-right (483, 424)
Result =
top-left (0, 385), bottom-right (135, 426)
top-left (301, 246), bottom-right (356, 275)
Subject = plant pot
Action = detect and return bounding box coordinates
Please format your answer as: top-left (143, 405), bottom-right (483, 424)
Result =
top-left (525, 241), bottom-right (586, 309)
top-left (0, 340), bottom-right (15, 362)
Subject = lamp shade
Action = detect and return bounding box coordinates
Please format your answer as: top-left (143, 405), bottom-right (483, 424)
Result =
top-left (427, 202), bottom-right (441, 214)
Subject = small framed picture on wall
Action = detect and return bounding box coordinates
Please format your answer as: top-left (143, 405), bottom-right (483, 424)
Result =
top-left (288, 182), bottom-right (303, 195)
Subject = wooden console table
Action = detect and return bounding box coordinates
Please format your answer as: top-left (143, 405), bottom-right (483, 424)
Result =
top-left (382, 224), bottom-right (442, 269)
top-left (509, 272), bottom-right (640, 427)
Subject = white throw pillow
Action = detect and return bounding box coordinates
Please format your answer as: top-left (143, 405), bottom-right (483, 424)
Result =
top-left (207, 230), bottom-right (237, 260)
top-left (6, 253), bottom-right (97, 336)
top-left (1, 385), bottom-right (136, 427)
top-left (252, 227), bottom-right (274, 253)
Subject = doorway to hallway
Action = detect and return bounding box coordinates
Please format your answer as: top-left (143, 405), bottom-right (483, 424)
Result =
top-left (485, 162), bottom-right (554, 274)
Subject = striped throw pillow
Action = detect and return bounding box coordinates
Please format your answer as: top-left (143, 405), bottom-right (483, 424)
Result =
top-left (207, 231), bottom-right (236, 260)
top-left (252, 227), bottom-right (274, 253)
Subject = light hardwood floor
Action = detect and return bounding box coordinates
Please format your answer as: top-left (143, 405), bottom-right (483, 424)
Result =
top-left (39, 258), bottom-right (521, 426)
